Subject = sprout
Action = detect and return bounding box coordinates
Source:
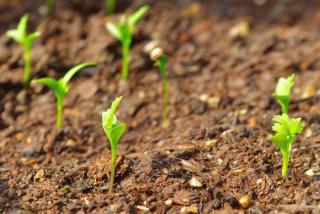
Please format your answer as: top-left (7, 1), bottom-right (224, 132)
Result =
top-left (102, 96), bottom-right (126, 193)
top-left (274, 74), bottom-right (295, 114)
top-left (106, 0), bottom-right (116, 15)
top-left (45, 0), bottom-right (54, 12)
top-left (6, 14), bottom-right (41, 87)
top-left (270, 113), bottom-right (303, 177)
top-left (32, 62), bottom-right (96, 128)
top-left (151, 47), bottom-right (170, 128)
top-left (106, 5), bottom-right (149, 80)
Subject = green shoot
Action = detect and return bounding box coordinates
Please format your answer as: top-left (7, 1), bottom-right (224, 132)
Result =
top-left (32, 62), bottom-right (96, 128)
top-left (106, 5), bottom-right (149, 80)
top-left (106, 0), bottom-right (116, 15)
top-left (270, 113), bottom-right (303, 177)
top-left (102, 96), bottom-right (126, 193)
top-left (6, 14), bottom-right (41, 87)
top-left (45, 0), bottom-right (54, 12)
top-left (274, 74), bottom-right (295, 114)
top-left (151, 47), bottom-right (169, 128)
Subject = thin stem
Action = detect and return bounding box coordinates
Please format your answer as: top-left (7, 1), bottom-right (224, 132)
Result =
top-left (161, 72), bottom-right (169, 127)
top-left (282, 151), bottom-right (289, 177)
top-left (106, 0), bottom-right (115, 15)
top-left (56, 96), bottom-right (63, 128)
top-left (121, 42), bottom-right (130, 80)
top-left (23, 45), bottom-right (31, 87)
top-left (109, 144), bottom-right (117, 193)
top-left (46, 0), bottom-right (54, 12)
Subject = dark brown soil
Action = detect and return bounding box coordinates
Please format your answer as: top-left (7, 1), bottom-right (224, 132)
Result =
top-left (1, 0), bottom-right (320, 213)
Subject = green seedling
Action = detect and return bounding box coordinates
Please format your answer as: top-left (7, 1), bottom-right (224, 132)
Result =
top-left (270, 113), bottom-right (303, 177)
top-left (274, 74), bottom-right (295, 114)
top-left (106, 5), bottom-right (149, 80)
top-left (32, 62), bottom-right (96, 128)
top-left (106, 0), bottom-right (116, 15)
top-left (6, 14), bottom-right (41, 87)
top-left (45, 0), bottom-right (54, 12)
top-left (151, 48), bottom-right (169, 128)
top-left (102, 97), bottom-right (126, 193)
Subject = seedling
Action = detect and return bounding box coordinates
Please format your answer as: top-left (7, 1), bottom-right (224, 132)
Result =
top-left (274, 74), bottom-right (295, 114)
top-left (102, 97), bottom-right (126, 193)
top-left (32, 62), bottom-right (96, 128)
top-left (45, 0), bottom-right (54, 12)
top-left (270, 113), bottom-right (303, 177)
top-left (151, 48), bottom-right (169, 128)
top-left (106, 5), bottom-right (149, 80)
top-left (106, 0), bottom-right (116, 15)
top-left (6, 14), bottom-right (41, 87)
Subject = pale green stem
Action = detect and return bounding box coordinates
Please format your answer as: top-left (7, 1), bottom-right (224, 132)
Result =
top-left (109, 143), bottom-right (117, 193)
top-left (161, 71), bottom-right (169, 127)
top-left (56, 96), bottom-right (63, 128)
top-left (121, 42), bottom-right (130, 80)
top-left (23, 45), bottom-right (31, 87)
top-left (282, 151), bottom-right (289, 177)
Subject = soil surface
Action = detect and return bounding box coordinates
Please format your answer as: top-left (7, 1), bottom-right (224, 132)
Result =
top-left (1, 0), bottom-right (320, 213)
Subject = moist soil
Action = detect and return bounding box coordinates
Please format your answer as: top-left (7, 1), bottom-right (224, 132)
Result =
top-left (0, 0), bottom-right (320, 213)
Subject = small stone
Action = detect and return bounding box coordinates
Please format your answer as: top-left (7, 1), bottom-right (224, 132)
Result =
top-left (199, 94), bottom-right (209, 102)
top-left (34, 169), bottom-right (45, 181)
top-left (150, 47), bottom-right (164, 61)
top-left (304, 128), bottom-right (313, 138)
top-left (306, 168), bottom-right (314, 176)
top-left (23, 146), bottom-right (38, 157)
top-left (239, 195), bottom-right (252, 209)
top-left (165, 199), bottom-right (173, 206)
top-left (229, 21), bottom-right (250, 39)
top-left (207, 97), bottom-right (220, 109)
top-left (136, 205), bottom-right (149, 212)
top-left (143, 40), bottom-right (161, 54)
top-left (180, 204), bottom-right (198, 214)
top-left (189, 177), bottom-right (203, 187)
top-left (181, 159), bottom-right (198, 173)
top-left (66, 139), bottom-right (77, 148)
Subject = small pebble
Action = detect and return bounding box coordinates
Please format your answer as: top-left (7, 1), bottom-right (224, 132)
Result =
top-left (136, 205), bottom-right (149, 212)
top-left (239, 195), bottom-right (252, 209)
top-left (180, 204), bottom-right (198, 214)
top-left (189, 177), bottom-right (202, 187)
top-left (165, 199), bottom-right (173, 206)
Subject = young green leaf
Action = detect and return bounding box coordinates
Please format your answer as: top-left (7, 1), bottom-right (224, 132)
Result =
top-left (274, 74), bottom-right (295, 114)
top-left (45, 0), bottom-right (54, 12)
top-left (6, 14), bottom-right (41, 87)
top-left (33, 62), bottom-right (96, 128)
top-left (106, 5), bottom-right (149, 80)
top-left (102, 96), bottom-right (126, 193)
top-left (270, 113), bottom-right (303, 177)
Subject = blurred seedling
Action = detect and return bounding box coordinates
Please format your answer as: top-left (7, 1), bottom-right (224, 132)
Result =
top-left (274, 74), bottom-right (295, 114)
top-left (102, 96), bottom-right (126, 193)
top-left (32, 62), bottom-right (96, 128)
top-left (106, 5), bottom-right (149, 80)
top-left (150, 47), bottom-right (170, 128)
top-left (270, 113), bottom-right (303, 177)
top-left (45, 0), bottom-right (54, 12)
top-left (6, 14), bottom-right (41, 87)
top-left (106, 0), bottom-right (116, 15)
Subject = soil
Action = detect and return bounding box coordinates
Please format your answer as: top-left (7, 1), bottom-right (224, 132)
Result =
top-left (1, 0), bottom-right (320, 213)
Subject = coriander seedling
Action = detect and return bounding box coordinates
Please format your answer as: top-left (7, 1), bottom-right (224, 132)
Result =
top-left (102, 96), bottom-right (126, 193)
top-left (106, 0), bottom-right (116, 15)
top-left (270, 113), bottom-right (303, 177)
top-left (274, 74), bottom-right (295, 114)
top-left (32, 62), bottom-right (96, 128)
top-left (151, 47), bottom-right (169, 128)
top-left (106, 5), bottom-right (149, 80)
top-left (6, 14), bottom-right (41, 87)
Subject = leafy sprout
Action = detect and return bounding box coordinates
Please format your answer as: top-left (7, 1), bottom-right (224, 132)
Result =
top-left (106, 5), bottom-right (149, 80)
top-left (32, 62), bottom-right (96, 128)
top-left (102, 96), bottom-right (126, 193)
top-left (151, 47), bottom-right (169, 128)
top-left (106, 0), bottom-right (116, 15)
top-left (274, 74), bottom-right (295, 114)
top-left (6, 14), bottom-right (41, 87)
top-left (270, 113), bottom-right (303, 177)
